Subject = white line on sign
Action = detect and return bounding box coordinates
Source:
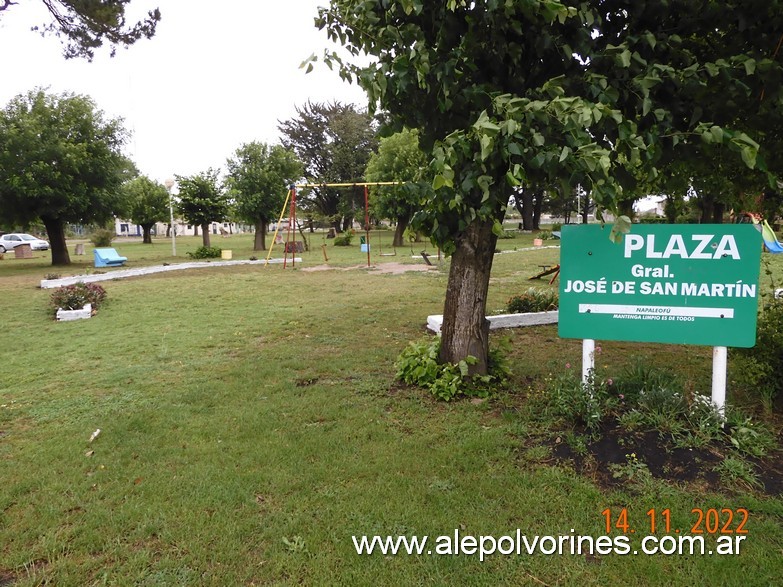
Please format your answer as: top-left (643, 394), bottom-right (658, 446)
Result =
top-left (577, 304), bottom-right (734, 318)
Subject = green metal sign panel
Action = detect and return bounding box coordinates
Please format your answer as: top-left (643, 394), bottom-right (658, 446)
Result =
top-left (558, 224), bottom-right (762, 347)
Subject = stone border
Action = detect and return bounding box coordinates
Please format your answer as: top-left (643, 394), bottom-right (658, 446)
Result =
top-left (40, 258), bottom-right (302, 289)
top-left (426, 310), bottom-right (558, 334)
top-left (56, 303), bottom-right (92, 321)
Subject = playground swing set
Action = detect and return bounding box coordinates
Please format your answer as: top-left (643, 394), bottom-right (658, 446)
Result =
top-left (264, 181), bottom-right (438, 268)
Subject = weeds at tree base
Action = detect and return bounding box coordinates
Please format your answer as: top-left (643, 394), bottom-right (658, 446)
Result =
top-left (395, 337), bottom-right (509, 401)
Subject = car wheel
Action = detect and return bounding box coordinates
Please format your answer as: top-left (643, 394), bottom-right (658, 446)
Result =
top-left (0, 245), bottom-right (5, 253)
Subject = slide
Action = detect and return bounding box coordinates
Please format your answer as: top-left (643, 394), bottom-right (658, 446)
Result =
top-left (760, 220), bottom-right (783, 253)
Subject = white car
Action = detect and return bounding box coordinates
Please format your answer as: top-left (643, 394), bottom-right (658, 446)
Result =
top-left (0, 233), bottom-right (50, 252)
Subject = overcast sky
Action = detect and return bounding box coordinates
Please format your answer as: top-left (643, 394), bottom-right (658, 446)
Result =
top-left (0, 1), bottom-right (367, 183)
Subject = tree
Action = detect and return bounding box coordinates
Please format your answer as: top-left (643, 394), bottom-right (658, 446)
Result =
top-left (315, 1), bottom-right (783, 374)
top-left (175, 169), bottom-right (228, 248)
top-left (0, 0), bottom-right (160, 60)
top-left (365, 129), bottom-right (431, 247)
top-left (278, 101), bottom-right (378, 232)
top-left (0, 89), bottom-right (130, 265)
top-left (122, 175), bottom-right (169, 244)
top-left (225, 142), bottom-right (303, 251)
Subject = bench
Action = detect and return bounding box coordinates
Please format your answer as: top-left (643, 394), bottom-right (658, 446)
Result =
top-left (94, 247), bottom-right (127, 268)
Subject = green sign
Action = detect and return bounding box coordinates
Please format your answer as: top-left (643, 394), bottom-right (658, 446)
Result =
top-left (558, 224), bottom-right (762, 347)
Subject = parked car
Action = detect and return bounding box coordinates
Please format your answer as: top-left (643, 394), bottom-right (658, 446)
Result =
top-left (0, 233), bottom-right (50, 252)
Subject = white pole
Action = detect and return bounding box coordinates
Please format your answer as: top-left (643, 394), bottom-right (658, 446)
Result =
top-left (712, 346), bottom-right (728, 419)
top-left (582, 339), bottom-right (595, 387)
top-left (165, 178), bottom-right (176, 257)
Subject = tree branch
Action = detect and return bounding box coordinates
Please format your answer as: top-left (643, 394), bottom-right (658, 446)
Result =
top-left (0, 0), bottom-right (19, 11)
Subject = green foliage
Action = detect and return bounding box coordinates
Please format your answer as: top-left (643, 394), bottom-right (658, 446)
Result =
top-left (0, 89), bottom-right (132, 264)
top-left (506, 288), bottom-right (558, 313)
top-left (365, 129), bottom-right (431, 227)
top-left (714, 457), bottom-right (762, 490)
top-left (732, 300), bottom-right (783, 408)
top-left (547, 369), bottom-right (614, 433)
top-left (14, 0), bottom-right (160, 60)
top-left (543, 360), bottom-right (776, 457)
top-left (332, 232), bottom-right (354, 246)
top-left (90, 228), bottom-right (115, 248)
top-left (187, 246), bottom-right (222, 259)
top-left (121, 175), bottom-right (170, 228)
top-left (225, 142), bottom-right (303, 229)
top-left (50, 282), bottom-right (107, 314)
top-left (395, 337), bottom-right (508, 401)
top-left (278, 102), bottom-right (377, 225)
top-left (175, 169), bottom-right (229, 246)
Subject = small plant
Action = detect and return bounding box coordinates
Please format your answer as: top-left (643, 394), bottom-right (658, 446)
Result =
top-left (609, 452), bottom-right (655, 490)
top-left (43, 273), bottom-right (61, 280)
top-left (89, 228), bottom-right (115, 247)
top-left (538, 230), bottom-right (553, 240)
top-left (187, 246), bottom-right (222, 259)
top-left (333, 232), bottom-right (354, 246)
top-left (506, 288), bottom-right (558, 313)
top-left (714, 457), bottom-right (762, 490)
top-left (547, 369), bottom-right (614, 433)
top-left (281, 535), bottom-right (307, 554)
top-left (50, 282), bottom-right (107, 316)
top-left (395, 337), bottom-right (508, 401)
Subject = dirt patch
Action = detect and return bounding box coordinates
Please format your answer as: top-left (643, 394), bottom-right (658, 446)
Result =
top-left (301, 262), bottom-right (437, 275)
top-left (545, 421), bottom-right (783, 495)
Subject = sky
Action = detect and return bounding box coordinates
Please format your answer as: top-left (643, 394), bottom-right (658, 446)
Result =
top-left (0, 0), bottom-right (368, 184)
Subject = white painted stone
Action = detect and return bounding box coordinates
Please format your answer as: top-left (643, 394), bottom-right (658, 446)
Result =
top-left (56, 303), bottom-right (92, 321)
top-left (426, 310), bottom-right (558, 334)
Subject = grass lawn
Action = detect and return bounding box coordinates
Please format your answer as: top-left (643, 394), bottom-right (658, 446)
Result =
top-left (1, 230), bottom-right (782, 585)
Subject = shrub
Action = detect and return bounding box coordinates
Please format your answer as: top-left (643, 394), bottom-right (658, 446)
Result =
top-left (90, 228), bottom-right (115, 247)
top-left (50, 282), bottom-right (107, 315)
top-left (538, 230), bottom-right (554, 240)
top-left (506, 288), bottom-right (558, 313)
top-left (732, 300), bottom-right (783, 408)
top-left (395, 337), bottom-right (508, 401)
top-left (187, 246), bottom-right (222, 259)
top-left (550, 222), bottom-right (563, 231)
top-left (333, 232), bottom-right (353, 246)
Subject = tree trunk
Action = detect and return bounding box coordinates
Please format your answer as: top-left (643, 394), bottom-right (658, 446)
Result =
top-left (342, 216), bottom-right (353, 232)
top-left (520, 189), bottom-right (534, 230)
top-left (332, 219), bottom-right (343, 234)
top-left (438, 217), bottom-right (499, 375)
top-left (712, 202), bottom-right (725, 223)
top-left (41, 216), bottom-right (70, 266)
top-left (393, 214), bottom-right (410, 248)
top-left (201, 223), bottom-right (211, 247)
top-left (533, 190), bottom-right (543, 230)
top-left (166, 223), bottom-right (171, 237)
top-left (253, 220), bottom-right (266, 251)
top-left (193, 225), bottom-right (199, 236)
top-left (581, 193), bottom-right (589, 224)
top-left (699, 194), bottom-right (714, 224)
top-left (141, 223), bottom-right (154, 244)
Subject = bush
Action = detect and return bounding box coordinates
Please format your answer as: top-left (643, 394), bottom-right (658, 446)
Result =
top-left (90, 228), bottom-right (115, 247)
top-left (395, 337), bottom-right (508, 401)
top-left (187, 246), bottom-right (222, 259)
top-left (732, 299), bottom-right (783, 408)
top-left (506, 288), bottom-right (558, 313)
top-left (50, 282), bottom-right (107, 315)
top-left (333, 232), bottom-right (353, 246)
